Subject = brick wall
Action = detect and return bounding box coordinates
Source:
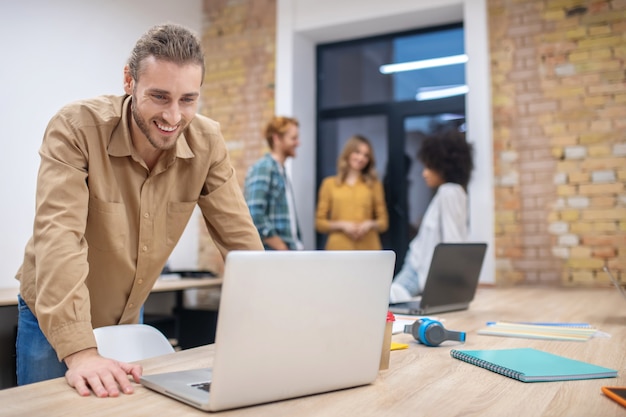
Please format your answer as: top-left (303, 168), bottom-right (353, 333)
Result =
top-left (489, 0), bottom-right (626, 285)
top-left (197, 0), bottom-right (276, 274)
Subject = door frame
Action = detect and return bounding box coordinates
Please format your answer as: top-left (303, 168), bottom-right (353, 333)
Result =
top-left (276, 0), bottom-right (495, 285)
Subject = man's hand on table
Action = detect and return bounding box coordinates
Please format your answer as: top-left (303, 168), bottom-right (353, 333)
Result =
top-left (64, 348), bottom-right (143, 397)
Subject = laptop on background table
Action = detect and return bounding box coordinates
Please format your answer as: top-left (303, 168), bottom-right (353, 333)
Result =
top-left (389, 243), bottom-right (487, 316)
top-left (141, 250), bottom-right (395, 412)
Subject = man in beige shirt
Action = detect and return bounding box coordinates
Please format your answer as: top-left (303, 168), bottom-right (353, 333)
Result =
top-left (15, 24), bottom-right (263, 397)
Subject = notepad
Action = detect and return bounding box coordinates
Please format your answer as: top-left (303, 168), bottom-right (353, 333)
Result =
top-left (450, 348), bottom-right (618, 382)
top-left (477, 322), bottom-right (597, 341)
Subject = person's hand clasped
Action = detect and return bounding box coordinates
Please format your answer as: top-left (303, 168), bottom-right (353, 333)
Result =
top-left (354, 220), bottom-right (376, 240)
top-left (64, 348), bottom-right (142, 397)
top-left (340, 221), bottom-right (361, 241)
top-left (340, 220), bottom-right (377, 241)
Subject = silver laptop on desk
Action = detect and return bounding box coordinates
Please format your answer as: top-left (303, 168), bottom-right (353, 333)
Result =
top-left (389, 243), bottom-right (487, 315)
top-left (141, 250), bottom-right (395, 412)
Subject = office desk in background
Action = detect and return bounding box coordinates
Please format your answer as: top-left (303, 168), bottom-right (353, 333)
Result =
top-left (1, 286), bottom-right (624, 417)
top-left (0, 277), bottom-right (223, 307)
top-left (0, 288), bottom-right (19, 307)
top-left (147, 276), bottom-right (223, 349)
top-left (0, 287), bottom-right (20, 389)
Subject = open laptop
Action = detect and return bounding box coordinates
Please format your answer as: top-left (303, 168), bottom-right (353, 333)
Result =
top-left (141, 250), bottom-right (395, 412)
top-left (389, 243), bottom-right (487, 315)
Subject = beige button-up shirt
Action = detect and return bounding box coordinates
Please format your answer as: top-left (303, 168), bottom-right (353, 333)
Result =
top-left (16, 95), bottom-right (263, 360)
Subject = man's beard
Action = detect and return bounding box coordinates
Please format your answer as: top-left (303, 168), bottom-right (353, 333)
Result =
top-left (131, 100), bottom-right (181, 151)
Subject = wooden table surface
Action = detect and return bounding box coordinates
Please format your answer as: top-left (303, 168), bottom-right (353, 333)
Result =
top-left (151, 276), bottom-right (222, 293)
top-left (0, 287), bottom-right (19, 307)
top-left (1, 286), bottom-right (624, 417)
top-left (0, 277), bottom-right (222, 307)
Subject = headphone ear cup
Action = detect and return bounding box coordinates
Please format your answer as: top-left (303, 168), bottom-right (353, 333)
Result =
top-left (412, 318), bottom-right (444, 347)
top-left (409, 318), bottom-right (466, 347)
top-left (423, 323), bottom-right (446, 346)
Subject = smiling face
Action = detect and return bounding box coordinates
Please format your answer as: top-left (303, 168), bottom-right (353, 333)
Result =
top-left (124, 56), bottom-right (202, 152)
top-left (348, 142), bottom-right (371, 173)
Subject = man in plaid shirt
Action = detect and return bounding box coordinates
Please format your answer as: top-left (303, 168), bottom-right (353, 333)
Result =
top-left (245, 116), bottom-right (303, 250)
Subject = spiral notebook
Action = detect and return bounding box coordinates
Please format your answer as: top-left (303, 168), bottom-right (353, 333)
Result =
top-left (450, 348), bottom-right (617, 382)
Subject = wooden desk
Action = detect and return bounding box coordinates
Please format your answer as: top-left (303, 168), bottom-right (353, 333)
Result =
top-left (1, 287), bottom-right (624, 417)
top-left (0, 277), bottom-right (223, 307)
top-left (0, 288), bottom-right (19, 307)
top-left (149, 277), bottom-right (223, 348)
top-left (152, 276), bottom-right (222, 293)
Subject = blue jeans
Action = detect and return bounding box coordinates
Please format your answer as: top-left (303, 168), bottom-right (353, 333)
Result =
top-left (16, 295), bottom-right (67, 385)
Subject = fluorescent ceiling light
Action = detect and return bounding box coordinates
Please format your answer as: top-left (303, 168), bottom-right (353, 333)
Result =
top-left (439, 113), bottom-right (465, 121)
top-left (416, 85), bottom-right (469, 101)
top-left (379, 54), bottom-right (468, 74)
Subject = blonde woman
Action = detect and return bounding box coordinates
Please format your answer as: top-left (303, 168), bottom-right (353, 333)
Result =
top-left (315, 135), bottom-right (389, 250)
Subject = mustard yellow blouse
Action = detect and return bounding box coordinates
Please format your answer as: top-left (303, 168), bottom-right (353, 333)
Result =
top-left (315, 176), bottom-right (389, 250)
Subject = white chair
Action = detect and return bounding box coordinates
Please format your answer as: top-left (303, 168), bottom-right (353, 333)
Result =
top-left (93, 324), bottom-right (175, 362)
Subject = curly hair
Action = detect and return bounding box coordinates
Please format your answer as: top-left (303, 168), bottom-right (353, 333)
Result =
top-left (127, 23), bottom-right (205, 83)
top-left (264, 116), bottom-right (299, 149)
top-left (417, 128), bottom-right (474, 190)
top-left (336, 135), bottom-right (378, 186)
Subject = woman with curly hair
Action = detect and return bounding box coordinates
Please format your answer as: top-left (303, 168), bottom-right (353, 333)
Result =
top-left (315, 135), bottom-right (389, 250)
top-left (389, 128), bottom-right (474, 302)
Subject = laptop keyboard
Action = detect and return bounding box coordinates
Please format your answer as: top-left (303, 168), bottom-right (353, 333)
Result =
top-left (191, 382), bottom-right (211, 392)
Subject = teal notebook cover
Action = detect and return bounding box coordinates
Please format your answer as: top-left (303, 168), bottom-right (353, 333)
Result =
top-left (450, 347), bottom-right (617, 382)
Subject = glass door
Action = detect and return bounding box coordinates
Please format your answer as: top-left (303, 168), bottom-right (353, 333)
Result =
top-left (316, 23), bottom-right (466, 272)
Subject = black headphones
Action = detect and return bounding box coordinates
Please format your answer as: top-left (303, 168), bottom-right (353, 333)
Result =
top-left (403, 318), bottom-right (466, 347)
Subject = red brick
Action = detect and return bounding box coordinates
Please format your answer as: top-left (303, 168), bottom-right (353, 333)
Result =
top-left (582, 235), bottom-right (626, 246)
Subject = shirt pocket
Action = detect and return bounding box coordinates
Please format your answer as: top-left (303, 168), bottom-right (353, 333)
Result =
top-left (86, 198), bottom-right (127, 251)
top-left (166, 201), bottom-right (196, 247)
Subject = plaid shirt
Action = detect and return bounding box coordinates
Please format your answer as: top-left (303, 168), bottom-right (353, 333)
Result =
top-left (244, 153), bottom-right (301, 250)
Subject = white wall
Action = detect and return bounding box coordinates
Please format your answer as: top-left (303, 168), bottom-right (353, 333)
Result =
top-left (0, 0), bottom-right (202, 288)
top-left (276, 0), bottom-right (496, 283)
